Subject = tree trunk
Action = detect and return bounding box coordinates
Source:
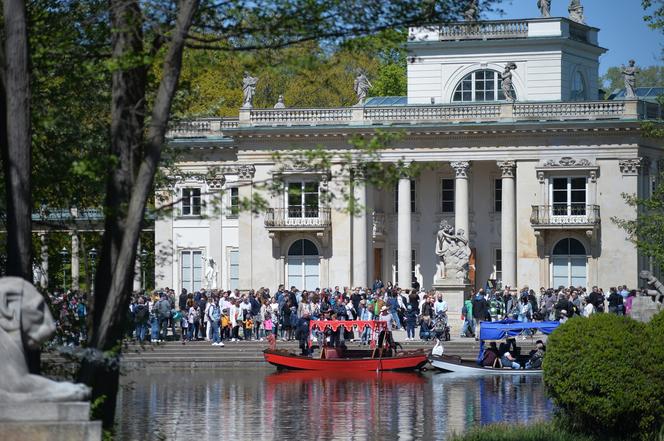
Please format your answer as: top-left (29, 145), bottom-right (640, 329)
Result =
top-left (78, 0), bottom-right (199, 430)
top-left (1, 0), bottom-right (38, 373)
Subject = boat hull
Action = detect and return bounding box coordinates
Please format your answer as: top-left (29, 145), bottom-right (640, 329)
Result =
top-left (429, 354), bottom-right (543, 375)
top-left (264, 349), bottom-right (428, 371)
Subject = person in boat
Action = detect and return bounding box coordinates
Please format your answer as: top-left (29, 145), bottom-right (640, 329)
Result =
top-left (295, 311), bottom-right (311, 356)
top-left (499, 339), bottom-right (521, 370)
top-left (482, 342), bottom-right (501, 367)
top-left (525, 340), bottom-right (546, 369)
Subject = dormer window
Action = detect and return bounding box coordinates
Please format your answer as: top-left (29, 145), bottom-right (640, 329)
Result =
top-left (452, 70), bottom-right (508, 103)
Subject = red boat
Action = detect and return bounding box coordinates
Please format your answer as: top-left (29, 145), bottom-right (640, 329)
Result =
top-left (263, 320), bottom-right (428, 371)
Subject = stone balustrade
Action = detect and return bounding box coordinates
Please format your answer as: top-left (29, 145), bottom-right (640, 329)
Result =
top-left (264, 207), bottom-right (331, 230)
top-left (439, 20), bottom-right (529, 41)
top-left (166, 99), bottom-right (657, 137)
top-left (530, 205), bottom-right (601, 228)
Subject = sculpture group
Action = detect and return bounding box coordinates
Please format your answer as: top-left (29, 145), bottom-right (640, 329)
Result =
top-left (435, 221), bottom-right (471, 283)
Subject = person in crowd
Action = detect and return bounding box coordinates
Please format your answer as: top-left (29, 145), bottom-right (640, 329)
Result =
top-left (208, 297), bottom-right (223, 347)
top-left (499, 339), bottom-right (521, 370)
top-left (625, 289), bottom-right (637, 316)
top-left (295, 311), bottom-right (312, 356)
top-left (588, 286), bottom-right (605, 313)
top-left (155, 292), bottom-right (172, 341)
top-left (608, 287), bottom-right (624, 315)
top-left (482, 342), bottom-right (500, 367)
top-left (461, 297), bottom-right (474, 338)
top-left (405, 304), bottom-right (418, 341)
top-left (472, 289), bottom-right (488, 340)
top-left (133, 297), bottom-right (149, 343)
top-left (186, 299), bottom-right (200, 341)
top-left (525, 340), bottom-right (546, 369)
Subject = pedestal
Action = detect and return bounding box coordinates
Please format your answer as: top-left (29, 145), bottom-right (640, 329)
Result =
top-left (433, 279), bottom-right (471, 335)
top-left (630, 296), bottom-right (663, 323)
top-left (0, 402), bottom-right (101, 441)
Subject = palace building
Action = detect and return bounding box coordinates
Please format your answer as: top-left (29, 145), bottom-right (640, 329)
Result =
top-left (156, 15), bottom-right (663, 303)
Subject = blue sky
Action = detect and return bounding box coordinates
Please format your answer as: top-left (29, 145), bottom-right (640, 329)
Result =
top-left (485, 0), bottom-right (663, 75)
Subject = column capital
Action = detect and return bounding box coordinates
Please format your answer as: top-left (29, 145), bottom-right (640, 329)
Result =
top-left (237, 164), bottom-right (256, 180)
top-left (450, 161), bottom-right (471, 178)
top-left (619, 158), bottom-right (642, 176)
top-left (497, 160), bottom-right (516, 178)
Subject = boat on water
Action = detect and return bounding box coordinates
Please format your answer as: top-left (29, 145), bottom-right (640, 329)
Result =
top-left (263, 320), bottom-right (428, 371)
top-left (429, 319), bottom-right (560, 375)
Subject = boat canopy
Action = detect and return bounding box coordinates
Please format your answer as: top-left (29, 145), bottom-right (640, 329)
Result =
top-left (309, 320), bottom-right (387, 333)
top-left (479, 319), bottom-right (560, 341)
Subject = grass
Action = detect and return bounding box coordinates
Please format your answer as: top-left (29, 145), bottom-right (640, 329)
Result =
top-left (448, 422), bottom-right (597, 441)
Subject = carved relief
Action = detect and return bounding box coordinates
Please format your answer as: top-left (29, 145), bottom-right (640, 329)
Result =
top-left (542, 157), bottom-right (592, 168)
top-left (619, 158), bottom-right (642, 175)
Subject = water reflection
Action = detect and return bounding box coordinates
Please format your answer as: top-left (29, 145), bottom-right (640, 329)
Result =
top-left (116, 369), bottom-right (552, 441)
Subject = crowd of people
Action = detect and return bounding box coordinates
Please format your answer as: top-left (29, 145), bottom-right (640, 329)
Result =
top-left (125, 279), bottom-right (647, 347)
top-left (46, 290), bottom-right (89, 347)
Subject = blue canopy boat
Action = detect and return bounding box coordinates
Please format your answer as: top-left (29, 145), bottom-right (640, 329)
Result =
top-left (429, 319), bottom-right (560, 375)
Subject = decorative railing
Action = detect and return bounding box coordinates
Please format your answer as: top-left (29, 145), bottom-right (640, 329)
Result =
top-left (372, 211), bottom-right (385, 237)
top-left (169, 117), bottom-right (239, 137)
top-left (264, 207), bottom-right (331, 229)
top-left (513, 101), bottom-right (627, 120)
top-left (250, 108), bottom-right (353, 125)
top-left (364, 103), bottom-right (501, 122)
top-left (530, 205), bottom-right (600, 227)
top-left (439, 20), bottom-right (529, 41)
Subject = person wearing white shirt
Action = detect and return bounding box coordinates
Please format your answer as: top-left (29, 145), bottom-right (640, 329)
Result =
top-left (434, 296), bottom-right (448, 315)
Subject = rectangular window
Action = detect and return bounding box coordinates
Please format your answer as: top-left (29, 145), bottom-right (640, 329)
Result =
top-left (229, 249), bottom-right (239, 290)
top-left (228, 187), bottom-right (239, 217)
top-left (288, 181), bottom-right (319, 218)
top-left (494, 249), bottom-right (502, 285)
top-left (393, 180), bottom-right (416, 213)
top-left (181, 250), bottom-right (202, 293)
top-left (551, 177), bottom-right (587, 216)
top-left (393, 249), bottom-right (416, 286)
top-left (441, 178), bottom-right (455, 213)
top-left (494, 179), bottom-right (502, 212)
top-left (181, 188), bottom-right (202, 216)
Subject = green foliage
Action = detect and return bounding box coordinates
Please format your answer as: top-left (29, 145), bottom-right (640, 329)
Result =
top-left (643, 0), bottom-right (664, 31)
top-left (602, 65), bottom-right (664, 93)
top-left (449, 422), bottom-right (595, 441)
top-left (544, 314), bottom-right (664, 440)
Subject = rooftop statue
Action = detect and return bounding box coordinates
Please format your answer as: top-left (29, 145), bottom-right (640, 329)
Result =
top-left (274, 94), bottom-right (286, 109)
top-left (622, 60), bottom-right (639, 99)
top-left (501, 63), bottom-right (517, 102)
top-left (0, 277), bottom-right (90, 402)
top-left (242, 71), bottom-right (258, 108)
top-left (435, 221), bottom-right (471, 283)
top-left (464, 0), bottom-right (480, 22)
top-left (353, 71), bottom-right (372, 106)
top-left (568, 0), bottom-right (585, 24)
top-left (537, 0), bottom-right (552, 17)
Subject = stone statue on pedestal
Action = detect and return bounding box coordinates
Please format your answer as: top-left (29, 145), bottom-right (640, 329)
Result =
top-left (464, 0), bottom-right (480, 22)
top-left (203, 257), bottom-right (218, 290)
top-left (274, 95), bottom-right (286, 109)
top-left (622, 60), bottom-right (639, 99)
top-left (501, 63), bottom-right (517, 101)
top-left (353, 71), bottom-right (372, 106)
top-left (435, 221), bottom-right (471, 283)
top-left (0, 277), bottom-right (90, 402)
top-left (241, 71), bottom-right (258, 108)
top-left (537, 0), bottom-right (551, 17)
top-left (568, 0), bottom-right (585, 24)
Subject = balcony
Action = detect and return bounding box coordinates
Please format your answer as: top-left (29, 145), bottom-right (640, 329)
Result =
top-left (264, 207), bottom-right (331, 231)
top-left (530, 205), bottom-right (600, 230)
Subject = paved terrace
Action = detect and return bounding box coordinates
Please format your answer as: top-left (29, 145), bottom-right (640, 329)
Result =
top-left (168, 100), bottom-right (661, 138)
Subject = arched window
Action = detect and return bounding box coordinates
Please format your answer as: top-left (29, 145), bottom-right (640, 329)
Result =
top-left (452, 70), bottom-right (508, 102)
top-left (551, 238), bottom-right (587, 288)
top-left (287, 239), bottom-right (320, 290)
top-left (571, 71), bottom-right (587, 101)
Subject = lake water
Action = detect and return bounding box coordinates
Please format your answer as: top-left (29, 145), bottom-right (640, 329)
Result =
top-left (116, 368), bottom-right (553, 441)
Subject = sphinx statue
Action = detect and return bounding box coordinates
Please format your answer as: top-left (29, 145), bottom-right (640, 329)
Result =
top-left (0, 277), bottom-right (90, 402)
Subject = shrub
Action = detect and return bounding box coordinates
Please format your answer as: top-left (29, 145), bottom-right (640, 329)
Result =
top-left (544, 314), bottom-right (662, 440)
top-left (448, 422), bottom-right (595, 441)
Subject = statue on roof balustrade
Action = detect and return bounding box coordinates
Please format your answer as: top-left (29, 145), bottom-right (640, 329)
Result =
top-left (537, 0), bottom-right (551, 17)
top-left (501, 63), bottom-right (517, 102)
top-left (353, 71), bottom-right (372, 106)
top-left (622, 60), bottom-right (639, 99)
top-left (464, 0), bottom-right (479, 22)
top-left (568, 0), bottom-right (585, 24)
top-left (242, 71), bottom-right (258, 108)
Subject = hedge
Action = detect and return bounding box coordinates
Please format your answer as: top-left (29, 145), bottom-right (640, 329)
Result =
top-left (544, 313), bottom-right (664, 440)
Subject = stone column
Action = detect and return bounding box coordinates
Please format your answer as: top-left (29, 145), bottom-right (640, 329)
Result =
top-left (498, 161), bottom-right (517, 288)
top-left (70, 233), bottom-right (80, 291)
top-left (237, 165), bottom-right (256, 291)
top-left (133, 240), bottom-right (142, 292)
top-left (352, 170), bottom-right (368, 287)
top-left (451, 161), bottom-right (471, 236)
top-left (397, 173), bottom-right (412, 289)
top-left (39, 233), bottom-right (48, 289)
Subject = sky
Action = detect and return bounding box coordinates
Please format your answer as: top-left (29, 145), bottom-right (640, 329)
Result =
top-left (485, 0), bottom-right (663, 75)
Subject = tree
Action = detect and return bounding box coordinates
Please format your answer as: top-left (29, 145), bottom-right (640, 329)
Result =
top-left (2, 0), bottom-right (501, 431)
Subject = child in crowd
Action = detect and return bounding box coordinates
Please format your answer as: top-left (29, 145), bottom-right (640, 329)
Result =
top-left (419, 316), bottom-right (432, 341)
top-left (221, 309), bottom-right (231, 341)
top-left (244, 314), bottom-right (254, 341)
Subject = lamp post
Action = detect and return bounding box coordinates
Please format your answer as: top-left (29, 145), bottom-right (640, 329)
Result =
top-left (139, 249), bottom-right (148, 291)
top-left (59, 247), bottom-right (69, 291)
top-left (88, 248), bottom-right (97, 296)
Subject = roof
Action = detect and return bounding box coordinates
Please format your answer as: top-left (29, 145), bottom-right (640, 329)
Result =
top-left (364, 96), bottom-right (407, 106)
top-left (608, 87), bottom-right (664, 102)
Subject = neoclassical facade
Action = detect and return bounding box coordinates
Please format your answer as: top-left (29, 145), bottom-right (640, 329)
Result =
top-left (156, 16), bottom-right (662, 298)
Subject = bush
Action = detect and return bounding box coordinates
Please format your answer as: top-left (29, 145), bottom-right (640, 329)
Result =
top-left (448, 422), bottom-right (595, 441)
top-left (544, 314), bottom-right (663, 440)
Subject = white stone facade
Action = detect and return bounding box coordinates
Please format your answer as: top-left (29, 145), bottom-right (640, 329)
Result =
top-left (156, 17), bottom-right (663, 298)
